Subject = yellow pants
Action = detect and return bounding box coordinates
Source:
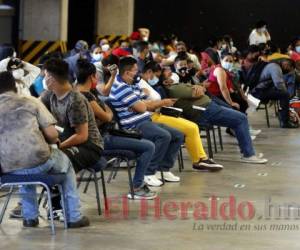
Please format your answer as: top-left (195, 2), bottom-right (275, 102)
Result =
top-left (151, 113), bottom-right (207, 163)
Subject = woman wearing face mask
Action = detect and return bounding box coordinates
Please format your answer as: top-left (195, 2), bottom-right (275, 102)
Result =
top-left (288, 37), bottom-right (300, 62)
top-left (91, 46), bottom-right (103, 63)
top-left (207, 52), bottom-right (248, 114)
top-left (249, 20), bottom-right (271, 46)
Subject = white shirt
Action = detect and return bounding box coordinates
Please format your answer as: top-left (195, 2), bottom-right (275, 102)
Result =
top-left (137, 79), bottom-right (161, 101)
top-left (167, 52), bottom-right (201, 70)
top-left (249, 29), bottom-right (271, 45)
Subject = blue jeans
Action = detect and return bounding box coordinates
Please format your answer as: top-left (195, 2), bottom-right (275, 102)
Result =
top-left (104, 135), bottom-right (155, 188)
top-left (136, 121), bottom-right (184, 175)
top-left (11, 149), bottom-right (82, 222)
top-left (197, 101), bottom-right (255, 157)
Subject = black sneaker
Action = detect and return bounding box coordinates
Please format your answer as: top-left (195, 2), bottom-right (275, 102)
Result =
top-left (127, 184), bottom-right (157, 200)
top-left (23, 218), bottom-right (39, 227)
top-left (9, 203), bottom-right (23, 219)
top-left (193, 159), bottom-right (224, 172)
top-left (280, 121), bottom-right (299, 128)
top-left (67, 216), bottom-right (90, 228)
top-left (225, 128), bottom-right (236, 137)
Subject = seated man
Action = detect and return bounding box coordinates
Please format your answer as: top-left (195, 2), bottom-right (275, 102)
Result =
top-left (109, 57), bottom-right (184, 187)
top-left (241, 49), bottom-right (297, 128)
top-left (0, 71), bottom-right (89, 228)
top-left (75, 59), bottom-right (157, 199)
top-left (164, 83), bottom-right (268, 164)
top-left (41, 58), bottom-right (103, 172)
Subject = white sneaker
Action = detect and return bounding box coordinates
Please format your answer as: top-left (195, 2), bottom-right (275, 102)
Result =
top-left (155, 171), bottom-right (180, 182)
top-left (144, 175), bottom-right (163, 187)
top-left (257, 153), bottom-right (264, 159)
top-left (241, 155), bottom-right (268, 164)
top-left (251, 135), bottom-right (256, 141)
top-left (250, 129), bottom-right (262, 136)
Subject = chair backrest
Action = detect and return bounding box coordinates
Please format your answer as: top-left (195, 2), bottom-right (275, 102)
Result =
top-left (105, 99), bottom-right (122, 129)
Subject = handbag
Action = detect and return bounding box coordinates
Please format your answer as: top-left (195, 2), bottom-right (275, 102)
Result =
top-left (109, 128), bottom-right (143, 139)
top-left (160, 106), bottom-right (183, 117)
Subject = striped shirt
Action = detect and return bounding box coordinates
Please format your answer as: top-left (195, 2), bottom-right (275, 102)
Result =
top-left (109, 75), bottom-right (151, 129)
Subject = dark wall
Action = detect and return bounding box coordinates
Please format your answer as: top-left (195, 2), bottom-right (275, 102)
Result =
top-left (68, 0), bottom-right (96, 49)
top-left (135, 0), bottom-right (300, 51)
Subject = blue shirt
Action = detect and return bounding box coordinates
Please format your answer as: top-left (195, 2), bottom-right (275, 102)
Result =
top-left (109, 75), bottom-right (151, 129)
top-left (259, 63), bottom-right (286, 91)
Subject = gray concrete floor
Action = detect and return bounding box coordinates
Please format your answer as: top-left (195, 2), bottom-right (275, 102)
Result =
top-left (1, 109), bottom-right (300, 250)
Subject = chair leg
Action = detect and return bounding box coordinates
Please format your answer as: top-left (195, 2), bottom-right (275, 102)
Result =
top-left (212, 127), bottom-right (218, 153)
top-left (178, 154), bottom-right (182, 172)
top-left (37, 187), bottom-right (46, 207)
top-left (0, 185), bottom-right (13, 224)
top-left (206, 128), bottom-right (213, 158)
top-left (43, 184), bottom-right (55, 235)
top-left (77, 170), bottom-right (86, 189)
top-left (57, 185), bottom-right (68, 229)
top-left (160, 169), bottom-right (165, 185)
top-left (217, 126), bottom-right (223, 151)
top-left (92, 170), bottom-right (102, 216)
top-left (180, 146), bottom-right (184, 170)
top-left (100, 170), bottom-right (108, 211)
top-left (83, 172), bottom-right (93, 193)
top-left (265, 104), bottom-right (270, 128)
top-left (126, 160), bottom-right (135, 199)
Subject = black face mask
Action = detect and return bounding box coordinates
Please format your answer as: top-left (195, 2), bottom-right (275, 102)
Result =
top-left (178, 67), bottom-right (188, 75)
top-left (132, 73), bottom-right (141, 84)
top-left (188, 68), bottom-right (196, 76)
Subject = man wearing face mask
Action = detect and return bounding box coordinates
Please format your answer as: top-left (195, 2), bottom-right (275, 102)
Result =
top-left (109, 57), bottom-right (184, 186)
top-left (249, 20), bottom-right (271, 46)
top-left (162, 41), bottom-right (201, 71)
top-left (171, 54), bottom-right (198, 84)
top-left (0, 55), bottom-right (40, 96)
top-left (134, 41), bottom-right (154, 73)
top-left (65, 40), bottom-right (90, 83)
top-left (40, 58), bottom-right (104, 172)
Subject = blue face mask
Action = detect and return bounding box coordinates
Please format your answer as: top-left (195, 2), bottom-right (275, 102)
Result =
top-left (295, 46), bottom-right (300, 54)
top-left (148, 76), bottom-right (159, 86)
top-left (33, 75), bottom-right (45, 95)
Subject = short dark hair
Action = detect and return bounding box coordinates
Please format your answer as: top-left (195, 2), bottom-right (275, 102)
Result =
top-left (119, 56), bottom-right (137, 76)
top-left (0, 44), bottom-right (14, 61)
top-left (76, 59), bottom-right (96, 84)
top-left (241, 45), bottom-right (260, 58)
top-left (175, 52), bottom-right (188, 63)
top-left (221, 51), bottom-right (233, 60)
top-left (0, 71), bottom-right (17, 94)
top-left (43, 58), bottom-right (69, 82)
top-left (135, 41), bottom-right (149, 53)
top-left (142, 61), bottom-right (156, 74)
top-left (255, 20), bottom-right (267, 29)
top-left (102, 54), bottom-right (120, 67)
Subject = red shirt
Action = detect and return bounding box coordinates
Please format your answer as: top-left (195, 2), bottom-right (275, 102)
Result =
top-left (207, 65), bottom-right (234, 97)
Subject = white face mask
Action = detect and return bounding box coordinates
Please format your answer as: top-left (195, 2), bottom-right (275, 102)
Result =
top-left (221, 61), bottom-right (234, 71)
top-left (101, 44), bottom-right (110, 52)
top-left (12, 51), bottom-right (17, 58)
top-left (92, 53), bottom-right (103, 62)
top-left (12, 68), bottom-right (25, 80)
top-left (42, 78), bottom-right (48, 90)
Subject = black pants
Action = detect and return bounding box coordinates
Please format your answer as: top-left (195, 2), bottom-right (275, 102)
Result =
top-left (253, 87), bottom-right (290, 124)
top-left (62, 141), bottom-right (103, 173)
top-left (217, 92), bottom-right (249, 114)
